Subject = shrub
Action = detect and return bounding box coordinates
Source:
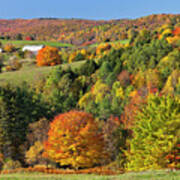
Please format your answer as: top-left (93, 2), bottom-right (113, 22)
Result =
top-left (36, 46), bottom-right (61, 66)
top-left (25, 141), bottom-right (45, 166)
top-left (2, 159), bottom-right (22, 170)
top-left (5, 56), bottom-right (22, 71)
top-left (24, 51), bottom-right (36, 59)
top-left (44, 111), bottom-right (108, 169)
top-left (16, 50), bottom-right (25, 59)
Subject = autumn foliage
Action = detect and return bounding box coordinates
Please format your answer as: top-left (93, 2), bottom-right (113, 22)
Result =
top-left (0, 15), bottom-right (180, 173)
top-left (166, 143), bottom-right (180, 169)
top-left (36, 46), bottom-right (61, 66)
top-left (0, 14), bottom-right (178, 45)
top-left (4, 44), bottom-right (15, 53)
top-left (25, 36), bottom-right (33, 41)
top-left (43, 111), bottom-right (108, 169)
top-left (173, 27), bottom-right (180, 36)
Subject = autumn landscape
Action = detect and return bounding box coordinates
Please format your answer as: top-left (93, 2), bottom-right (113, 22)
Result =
top-left (0, 1), bottom-right (179, 179)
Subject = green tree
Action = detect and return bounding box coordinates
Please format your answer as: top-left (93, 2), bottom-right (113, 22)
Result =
top-left (126, 95), bottom-right (180, 171)
top-left (0, 85), bottom-right (49, 162)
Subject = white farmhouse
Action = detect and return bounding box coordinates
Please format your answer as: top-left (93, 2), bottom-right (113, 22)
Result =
top-left (22, 45), bottom-right (44, 54)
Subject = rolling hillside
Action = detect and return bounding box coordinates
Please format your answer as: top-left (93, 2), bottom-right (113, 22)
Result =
top-left (0, 14), bottom-right (179, 45)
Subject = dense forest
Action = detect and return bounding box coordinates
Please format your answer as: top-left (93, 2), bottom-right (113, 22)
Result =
top-left (0, 14), bottom-right (179, 45)
top-left (0, 14), bottom-right (179, 175)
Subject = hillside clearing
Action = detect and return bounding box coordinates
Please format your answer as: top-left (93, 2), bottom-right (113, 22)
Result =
top-left (0, 60), bottom-right (86, 86)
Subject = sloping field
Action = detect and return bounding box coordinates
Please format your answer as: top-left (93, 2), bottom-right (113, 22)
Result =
top-left (0, 60), bottom-right (86, 86)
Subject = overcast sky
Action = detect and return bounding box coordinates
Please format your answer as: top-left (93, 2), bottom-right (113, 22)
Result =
top-left (0, 0), bottom-right (179, 20)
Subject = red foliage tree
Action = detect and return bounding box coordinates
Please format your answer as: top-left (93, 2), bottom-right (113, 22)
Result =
top-left (166, 143), bottom-right (180, 169)
top-left (173, 27), bottom-right (180, 36)
top-left (25, 36), bottom-right (33, 41)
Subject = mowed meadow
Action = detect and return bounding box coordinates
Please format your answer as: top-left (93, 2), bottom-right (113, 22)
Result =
top-left (0, 170), bottom-right (179, 180)
top-left (0, 14), bottom-right (179, 179)
top-left (0, 39), bottom-right (73, 48)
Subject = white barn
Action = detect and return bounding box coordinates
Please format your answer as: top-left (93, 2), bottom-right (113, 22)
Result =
top-left (22, 45), bottom-right (44, 54)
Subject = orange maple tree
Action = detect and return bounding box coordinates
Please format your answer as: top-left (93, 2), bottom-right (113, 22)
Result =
top-left (36, 46), bottom-right (61, 66)
top-left (43, 111), bottom-right (108, 169)
top-left (4, 44), bottom-right (15, 53)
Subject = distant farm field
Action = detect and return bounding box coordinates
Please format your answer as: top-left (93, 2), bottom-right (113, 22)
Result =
top-left (0, 170), bottom-right (179, 180)
top-left (0, 40), bottom-right (73, 48)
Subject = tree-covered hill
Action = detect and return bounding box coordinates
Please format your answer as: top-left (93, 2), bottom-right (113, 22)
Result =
top-left (0, 14), bottom-right (179, 45)
top-left (0, 14), bottom-right (179, 174)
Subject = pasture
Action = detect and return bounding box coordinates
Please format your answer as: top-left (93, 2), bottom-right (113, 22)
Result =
top-left (0, 170), bottom-right (179, 180)
top-left (0, 40), bottom-right (73, 48)
top-left (0, 60), bottom-right (86, 86)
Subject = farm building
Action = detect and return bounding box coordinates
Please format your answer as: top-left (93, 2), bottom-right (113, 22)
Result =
top-left (0, 48), bottom-right (3, 53)
top-left (22, 45), bottom-right (44, 54)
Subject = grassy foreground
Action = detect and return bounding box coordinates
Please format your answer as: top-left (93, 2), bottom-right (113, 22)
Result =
top-left (0, 40), bottom-right (73, 48)
top-left (0, 170), bottom-right (179, 180)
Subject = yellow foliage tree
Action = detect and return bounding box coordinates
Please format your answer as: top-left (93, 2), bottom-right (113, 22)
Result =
top-left (92, 80), bottom-right (110, 103)
top-left (162, 70), bottom-right (180, 95)
top-left (78, 92), bottom-right (92, 109)
top-left (68, 51), bottom-right (77, 63)
top-left (78, 80), bottom-right (110, 109)
top-left (112, 81), bottom-right (124, 98)
top-left (132, 69), bottom-right (161, 90)
top-left (25, 141), bottom-right (44, 166)
top-left (96, 43), bottom-right (111, 55)
top-left (43, 111), bottom-right (108, 169)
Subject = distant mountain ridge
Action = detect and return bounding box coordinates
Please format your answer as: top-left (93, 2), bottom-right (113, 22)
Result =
top-left (0, 14), bottom-right (179, 45)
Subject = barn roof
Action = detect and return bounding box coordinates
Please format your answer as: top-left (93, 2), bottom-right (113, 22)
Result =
top-left (22, 45), bottom-right (44, 52)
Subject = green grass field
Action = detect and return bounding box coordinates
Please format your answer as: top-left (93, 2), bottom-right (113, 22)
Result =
top-left (0, 170), bottom-right (179, 180)
top-left (1, 39), bottom-right (129, 49)
top-left (0, 40), bottom-right (73, 48)
top-left (0, 60), bottom-right (86, 86)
